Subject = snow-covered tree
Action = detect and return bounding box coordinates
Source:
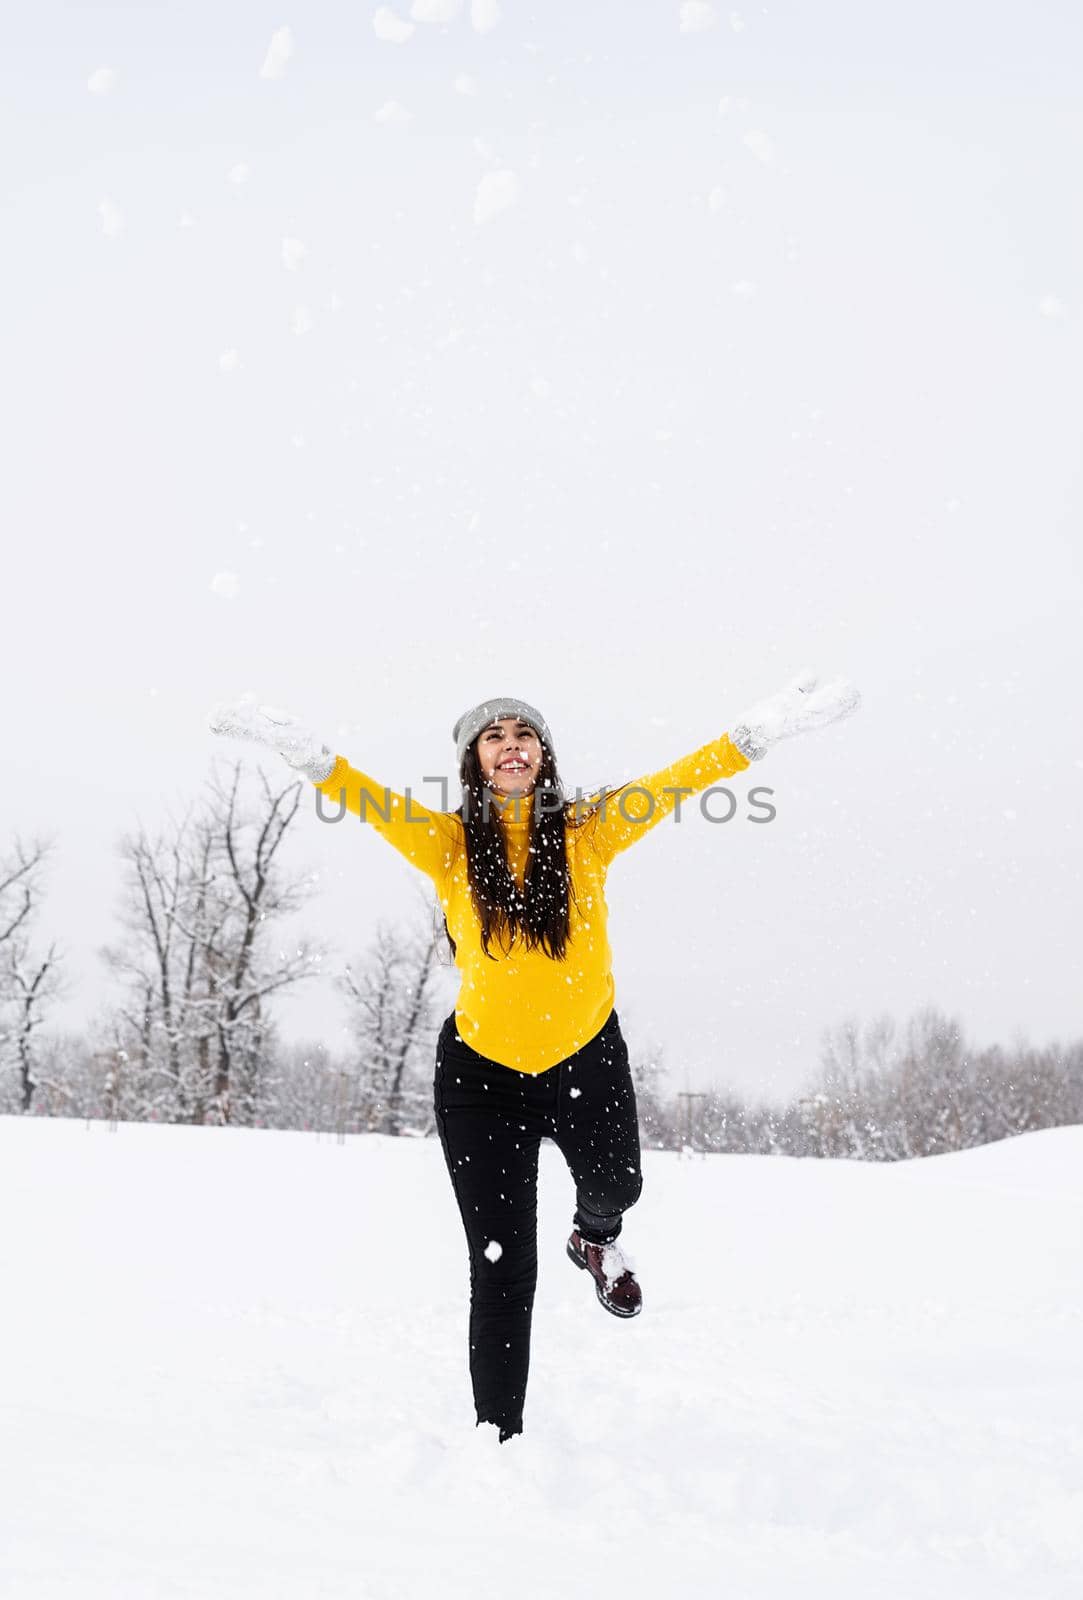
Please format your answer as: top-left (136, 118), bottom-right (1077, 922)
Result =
top-left (336, 897), bottom-right (444, 1136)
top-left (100, 759), bottom-right (326, 1124)
top-left (0, 837), bottom-right (65, 1112)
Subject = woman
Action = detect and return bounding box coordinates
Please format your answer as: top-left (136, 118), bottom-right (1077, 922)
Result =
top-left (209, 670), bottom-right (860, 1443)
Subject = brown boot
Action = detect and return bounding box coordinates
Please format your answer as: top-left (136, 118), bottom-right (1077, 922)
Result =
top-left (566, 1229), bottom-right (642, 1318)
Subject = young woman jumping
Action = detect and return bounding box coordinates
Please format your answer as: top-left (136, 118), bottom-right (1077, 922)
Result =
top-left (209, 670), bottom-right (860, 1443)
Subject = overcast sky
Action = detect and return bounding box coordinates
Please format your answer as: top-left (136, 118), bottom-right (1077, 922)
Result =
top-left (3, 0), bottom-right (1080, 1099)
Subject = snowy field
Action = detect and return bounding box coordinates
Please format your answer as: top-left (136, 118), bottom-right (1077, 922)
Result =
top-left (1, 1116), bottom-right (1081, 1600)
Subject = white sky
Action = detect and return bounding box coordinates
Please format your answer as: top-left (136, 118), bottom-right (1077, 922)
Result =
top-left (2, 0), bottom-right (1081, 1099)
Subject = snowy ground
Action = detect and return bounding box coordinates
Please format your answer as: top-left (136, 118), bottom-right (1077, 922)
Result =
top-left (1, 1116), bottom-right (1081, 1599)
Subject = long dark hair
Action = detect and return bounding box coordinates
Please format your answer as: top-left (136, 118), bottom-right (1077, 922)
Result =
top-left (442, 730), bottom-right (597, 964)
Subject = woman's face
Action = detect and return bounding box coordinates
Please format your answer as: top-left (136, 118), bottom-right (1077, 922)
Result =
top-left (475, 717), bottom-right (543, 797)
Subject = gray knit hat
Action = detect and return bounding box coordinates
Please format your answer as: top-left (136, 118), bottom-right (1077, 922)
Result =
top-left (452, 697), bottom-right (554, 773)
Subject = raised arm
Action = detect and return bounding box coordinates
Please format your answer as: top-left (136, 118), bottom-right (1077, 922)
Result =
top-left (312, 754), bottom-right (460, 887)
top-left (584, 732), bottom-right (751, 868)
top-left (584, 669), bottom-right (861, 869)
top-left (207, 695), bottom-right (459, 889)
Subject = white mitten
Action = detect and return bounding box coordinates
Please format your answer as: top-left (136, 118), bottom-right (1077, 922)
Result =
top-left (207, 693), bottom-right (337, 783)
top-left (731, 668), bottom-right (861, 761)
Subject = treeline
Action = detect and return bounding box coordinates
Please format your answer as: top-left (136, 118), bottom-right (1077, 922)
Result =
top-left (2, 763), bottom-right (1080, 1159)
top-left (653, 1011), bottom-right (1083, 1161)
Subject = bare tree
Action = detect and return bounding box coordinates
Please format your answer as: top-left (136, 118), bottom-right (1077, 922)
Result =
top-left (266, 1036), bottom-right (341, 1132)
top-left (0, 837), bottom-right (65, 1112)
top-left (101, 758), bottom-right (327, 1124)
top-left (0, 838), bottom-right (48, 948)
top-left (781, 1006), bottom-right (1083, 1162)
top-left (627, 1035), bottom-right (675, 1149)
top-left (809, 1011), bottom-right (903, 1159)
top-left (337, 894), bottom-right (445, 1136)
top-left (196, 761), bottom-right (326, 1123)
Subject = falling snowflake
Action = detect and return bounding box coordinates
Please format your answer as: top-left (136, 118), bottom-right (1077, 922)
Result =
top-left (471, 0), bottom-right (501, 34)
top-left (474, 170), bottom-right (519, 225)
top-left (98, 199), bottom-right (123, 238)
top-left (411, 0), bottom-right (463, 19)
top-left (374, 99), bottom-right (413, 125)
top-left (741, 129), bottom-right (774, 165)
top-left (259, 26), bottom-right (294, 80)
top-left (679, 1), bottom-right (716, 30)
top-left (374, 7), bottom-right (415, 42)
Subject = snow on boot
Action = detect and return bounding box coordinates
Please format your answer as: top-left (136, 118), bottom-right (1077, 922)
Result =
top-left (566, 1229), bottom-right (642, 1318)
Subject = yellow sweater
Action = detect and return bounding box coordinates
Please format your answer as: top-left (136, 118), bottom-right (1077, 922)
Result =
top-left (313, 732), bottom-right (751, 1074)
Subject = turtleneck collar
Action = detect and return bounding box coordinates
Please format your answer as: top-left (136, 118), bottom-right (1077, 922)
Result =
top-left (489, 786), bottom-right (535, 829)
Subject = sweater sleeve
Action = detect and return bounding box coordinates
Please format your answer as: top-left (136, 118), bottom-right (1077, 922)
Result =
top-left (584, 731), bottom-right (751, 868)
top-left (312, 755), bottom-right (461, 889)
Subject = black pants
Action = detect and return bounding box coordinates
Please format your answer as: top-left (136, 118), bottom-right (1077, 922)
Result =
top-left (433, 1007), bottom-right (644, 1441)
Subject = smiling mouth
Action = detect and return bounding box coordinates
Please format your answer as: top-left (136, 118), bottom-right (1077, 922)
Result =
top-left (498, 762), bottom-right (529, 772)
